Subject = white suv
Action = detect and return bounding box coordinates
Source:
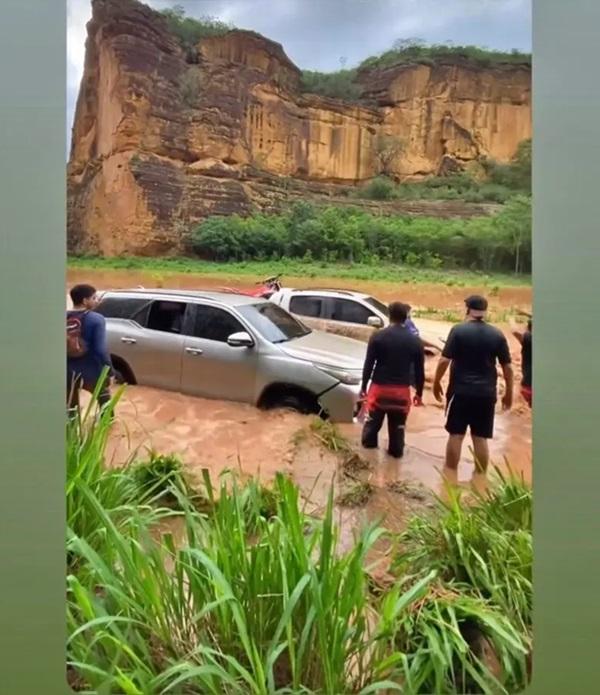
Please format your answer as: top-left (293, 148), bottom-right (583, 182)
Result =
top-left (270, 287), bottom-right (444, 353)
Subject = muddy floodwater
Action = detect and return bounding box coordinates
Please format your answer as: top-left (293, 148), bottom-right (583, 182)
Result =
top-left (72, 267), bottom-right (531, 555)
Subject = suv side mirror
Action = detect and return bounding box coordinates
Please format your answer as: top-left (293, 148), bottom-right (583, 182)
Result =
top-left (227, 331), bottom-right (255, 348)
top-left (367, 316), bottom-right (384, 328)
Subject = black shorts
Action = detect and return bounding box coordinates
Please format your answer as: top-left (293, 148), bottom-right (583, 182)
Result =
top-left (445, 394), bottom-right (496, 439)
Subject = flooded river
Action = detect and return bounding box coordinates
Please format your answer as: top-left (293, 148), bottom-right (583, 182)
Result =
top-left (71, 267), bottom-right (531, 547)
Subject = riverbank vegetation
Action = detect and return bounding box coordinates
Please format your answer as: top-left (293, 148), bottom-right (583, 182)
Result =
top-left (188, 198), bottom-right (531, 274)
top-left (67, 254), bottom-right (531, 289)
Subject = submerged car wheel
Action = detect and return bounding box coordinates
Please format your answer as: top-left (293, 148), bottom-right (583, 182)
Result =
top-left (261, 386), bottom-right (320, 416)
top-left (277, 393), bottom-right (313, 414)
top-left (110, 356), bottom-right (136, 385)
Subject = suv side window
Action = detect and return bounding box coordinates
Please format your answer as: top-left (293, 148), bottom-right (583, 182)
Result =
top-left (144, 301), bottom-right (188, 334)
top-left (191, 305), bottom-right (245, 343)
top-left (328, 298), bottom-right (375, 325)
top-left (289, 295), bottom-right (323, 318)
top-left (95, 296), bottom-right (151, 320)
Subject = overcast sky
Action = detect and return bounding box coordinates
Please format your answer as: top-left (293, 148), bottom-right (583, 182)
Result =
top-left (67, 0), bottom-right (531, 149)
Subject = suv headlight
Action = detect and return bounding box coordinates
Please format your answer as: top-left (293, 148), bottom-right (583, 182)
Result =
top-left (314, 364), bottom-right (362, 385)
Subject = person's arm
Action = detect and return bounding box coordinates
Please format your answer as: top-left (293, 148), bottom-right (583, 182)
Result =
top-left (361, 334), bottom-right (377, 395)
top-left (432, 327), bottom-right (456, 402)
top-left (413, 342), bottom-right (426, 404)
top-left (90, 315), bottom-right (114, 376)
top-left (496, 335), bottom-right (513, 410)
top-left (420, 336), bottom-right (441, 353)
top-left (508, 317), bottom-right (524, 345)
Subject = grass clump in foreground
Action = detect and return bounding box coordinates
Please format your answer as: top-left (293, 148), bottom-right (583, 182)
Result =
top-left (67, 395), bottom-right (531, 693)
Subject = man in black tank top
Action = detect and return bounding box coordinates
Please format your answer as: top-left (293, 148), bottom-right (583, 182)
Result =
top-left (432, 295), bottom-right (514, 473)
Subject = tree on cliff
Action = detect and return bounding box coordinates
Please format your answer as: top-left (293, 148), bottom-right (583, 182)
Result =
top-left (374, 134), bottom-right (406, 178)
top-left (161, 5), bottom-right (231, 57)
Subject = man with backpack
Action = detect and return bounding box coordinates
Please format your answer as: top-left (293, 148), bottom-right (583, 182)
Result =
top-left (67, 284), bottom-right (114, 418)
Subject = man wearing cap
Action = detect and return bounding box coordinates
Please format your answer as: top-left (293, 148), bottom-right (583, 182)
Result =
top-left (432, 295), bottom-right (513, 472)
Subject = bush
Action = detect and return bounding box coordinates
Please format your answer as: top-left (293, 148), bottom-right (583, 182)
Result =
top-left (161, 5), bottom-right (231, 55)
top-left (360, 39), bottom-right (531, 71)
top-left (300, 69), bottom-right (362, 101)
top-left (361, 176), bottom-right (397, 200)
top-left (190, 197), bottom-right (531, 273)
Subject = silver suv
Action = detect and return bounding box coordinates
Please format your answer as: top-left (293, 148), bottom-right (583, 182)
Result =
top-left (96, 289), bottom-right (366, 422)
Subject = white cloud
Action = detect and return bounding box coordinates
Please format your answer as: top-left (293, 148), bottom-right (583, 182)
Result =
top-left (67, 0), bottom-right (92, 92)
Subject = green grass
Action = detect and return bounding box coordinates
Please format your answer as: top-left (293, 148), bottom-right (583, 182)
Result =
top-left (67, 393), bottom-right (531, 693)
top-left (68, 255), bottom-right (531, 288)
top-left (392, 469), bottom-right (533, 636)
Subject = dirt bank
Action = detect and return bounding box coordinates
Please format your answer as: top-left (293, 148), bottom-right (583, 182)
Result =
top-left (67, 268), bottom-right (531, 316)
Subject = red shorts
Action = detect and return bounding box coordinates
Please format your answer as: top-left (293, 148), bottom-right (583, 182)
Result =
top-left (367, 384), bottom-right (412, 414)
top-left (521, 386), bottom-right (532, 408)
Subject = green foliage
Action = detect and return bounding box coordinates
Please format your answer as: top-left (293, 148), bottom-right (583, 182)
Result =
top-left (360, 38), bottom-right (531, 71)
top-left (362, 176), bottom-right (397, 200)
top-left (161, 5), bottom-right (231, 55)
top-left (393, 469), bottom-right (533, 635)
top-left (190, 198), bottom-right (531, 273)
top-left (482, 138), bottom-right (532, 194)
top-left (68, 254), bottom-right (530, 287)
top-left (67, 411), bottom-right (530, 693)
top-left (356, 144), bottom-right (531, 204)
top-left (300, 68), bottom-right (362, 101)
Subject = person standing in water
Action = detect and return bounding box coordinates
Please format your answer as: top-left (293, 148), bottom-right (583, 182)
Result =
top-left (432, 295), bottom-right (513, 473)
top-left (510, 312), bottom-right (532, 408)
top-left (360, 302), bottom-right (425, 458)
top-left (67, 284), bottom-right (114, 418)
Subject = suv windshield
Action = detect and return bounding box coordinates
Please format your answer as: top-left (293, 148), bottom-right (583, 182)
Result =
top-left (238, 303), bottom-right (311, 343)
top-left (364, 296), bottom-right (389, 317)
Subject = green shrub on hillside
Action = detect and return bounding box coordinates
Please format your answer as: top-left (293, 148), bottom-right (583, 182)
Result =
top-left (360, 38), bottom-right (531, 70)
top-left (191, 198), bottom-right (531, 273)
top-left (300, 69), bottom-right (362, 101)
top-left (161, 5), bottom-right (231, 54)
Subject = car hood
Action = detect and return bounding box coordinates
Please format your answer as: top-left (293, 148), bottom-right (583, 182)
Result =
top-left (279, 330), bottom-right (366, 370)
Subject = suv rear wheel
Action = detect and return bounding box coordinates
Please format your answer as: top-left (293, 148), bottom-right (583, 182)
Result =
top-left (111, 356), bottom-right (136, 385)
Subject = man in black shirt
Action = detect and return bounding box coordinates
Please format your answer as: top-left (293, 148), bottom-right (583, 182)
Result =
top-left (432, 295), bottom-right (513, 472)
top-left (360, 302), bottom-right (425, 458)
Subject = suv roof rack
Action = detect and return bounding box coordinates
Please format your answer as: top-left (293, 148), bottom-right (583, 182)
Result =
top-left (294, 288), bottom-right (363, 296)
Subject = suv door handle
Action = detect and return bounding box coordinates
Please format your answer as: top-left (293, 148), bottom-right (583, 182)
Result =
top-left (185, 347), bottom-right (203, 356)
top-left (121, 337), bottom-right (137, 344)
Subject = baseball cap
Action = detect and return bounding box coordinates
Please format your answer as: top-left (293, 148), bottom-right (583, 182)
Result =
top-left (465, 295), bottom-right (488, 318)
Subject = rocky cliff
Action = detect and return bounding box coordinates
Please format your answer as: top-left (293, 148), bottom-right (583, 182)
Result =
top-left (67, 0), bottom-right (531, 256)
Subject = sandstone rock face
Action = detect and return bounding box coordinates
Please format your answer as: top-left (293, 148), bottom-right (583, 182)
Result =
top-left (67, 0), bottom-right (531, 256)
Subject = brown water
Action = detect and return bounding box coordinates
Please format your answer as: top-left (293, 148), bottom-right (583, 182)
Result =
top-left (72, 266), bottom-right (531, 544)
top-left (67, 268), bottom-right (531, 315)
top-left (82, 378), bottom-right (530, 550)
